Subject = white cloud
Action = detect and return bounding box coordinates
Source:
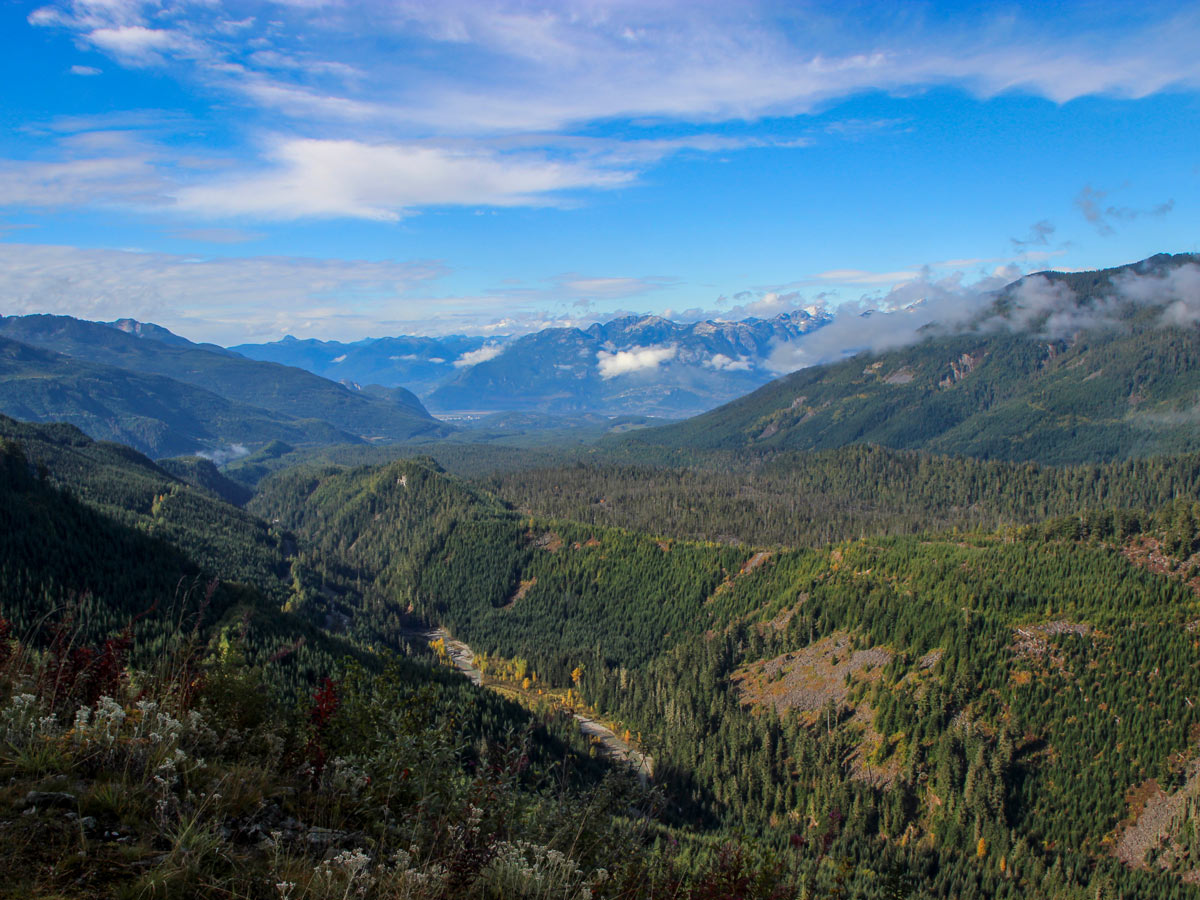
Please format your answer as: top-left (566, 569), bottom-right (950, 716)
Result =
top-left (376, 5), bottom-right (1200, 132)
top-left (705, 353), bottom-right (753, 371)
top-left (562, 276), bottom-right (664, 297)
top-left (596, 343), bottom-right (677, 378)
top-left (452, 345), bottom-right (504, 367)
top-left (174, 138), bottom-right (634, 220)
top-left (0, 242), bottom-right (647, 343)
top-left (763, 258), bottom-right (1200, 376)
top-left (0, 242), bottom-right (450, 344)
top-left (970, 264), bottom-right (1200, 339)
top-left (816, 268), bottom-right (923, 285)
top-left (0, 133), bottom-right (794, 223)
top-left (996, 275), bottom-right (1085, 337)
top-left (69, 64), bottom-right (102, 75)
top-left (236, 80), bottom-right (383, 122)
top-left (0, 154), bottom-right (171, 209)
top-left (1115, 263), bottom-right (1200, 327)
top-left (196, 443), bottom-right (249, 464)
top-left (87, 25), bottom-right (192, 64)
top-left (765, 265), bottom-right (1020, 373)
top-left (708, 290), bottom-right (825, 323)
top-left (24, 1), bottom-right (1200, 179)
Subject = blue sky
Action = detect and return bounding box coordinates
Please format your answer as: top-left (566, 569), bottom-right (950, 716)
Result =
top-left (0, 0), bottom-right (1198, 344)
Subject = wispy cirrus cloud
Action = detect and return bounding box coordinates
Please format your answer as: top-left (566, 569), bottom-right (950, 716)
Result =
top-left (173, 138), bottom-right (636, 220)
top-left (0, 242), bottom-right (451, 344)
top-left (0, 242), bottom-right (682, 343)
top-left (0, 129), bottom-right (815, 221)
top-left (487, 272), bottom-right (677, 309)
top-left (0, 115), bottom-right (223, 212)
top-left (0, 154), bottom-right (172, 209)
top-left (86, 25), bottom-right (198, 65)
top-left (815, 268), bottom-right (925, 285)
top-left (31, 2), bottom-right (1200, 128)
top-left (21, 1), bottom-right (1200, 222)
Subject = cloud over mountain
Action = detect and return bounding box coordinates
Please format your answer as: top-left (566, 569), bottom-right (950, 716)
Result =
top-left (597, 344), bottom-right (677, 378)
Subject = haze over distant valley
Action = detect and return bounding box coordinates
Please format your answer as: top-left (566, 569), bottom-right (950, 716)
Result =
top-left (233, 308), bottom-right (830, 418)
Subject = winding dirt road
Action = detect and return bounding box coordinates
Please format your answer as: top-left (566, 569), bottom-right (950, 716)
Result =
top-left (423, 627), bottom-right (653, 785)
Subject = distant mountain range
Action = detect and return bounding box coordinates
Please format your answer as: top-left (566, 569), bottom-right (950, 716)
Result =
top-left (230, 333), bottom-right (492, 397)
top-left (0, 315), bottom-right (451, 457)
top-left (626, 253), bottom-right (1200, 465)
top-left (235, 310), bottom-right (831, 418)
top-left (0, 336), bottom-right (354, 457)
top-left (6, 253), bottom-right (1200, 466)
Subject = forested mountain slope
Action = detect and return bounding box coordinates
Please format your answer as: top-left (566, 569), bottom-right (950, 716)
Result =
top-left (8, 407), bottom-right (1200, 896)
top-left (0, 315), bottom-right (449, 444)
top-left (0, 417), bottom-right (382, 697)
top-left (0, 415), bottom-right (296, 603)
top-left (250, 452), bottom-right (1200, 897)
top-left (0, 418), bottom-right (650, 900)
top-left (156, 454), bottom-right (254, 506)
top-left (0, 336), bottom-right (355, 457)
top-left (480, 444), bottom-right (1200, 547)
top-left (628, 254), bottom-right (1200, 464)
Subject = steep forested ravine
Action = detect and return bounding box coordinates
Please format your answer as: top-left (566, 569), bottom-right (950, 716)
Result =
top-left (247, 452), bottom-right (1200, 898)
top-left (417, 625), bottom-right (654, 784)
top-left (9, 416), bottom-right (1200, 896)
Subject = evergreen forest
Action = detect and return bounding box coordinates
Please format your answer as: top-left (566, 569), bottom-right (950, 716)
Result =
top-left (6, 256), bottom-right (1200, 898)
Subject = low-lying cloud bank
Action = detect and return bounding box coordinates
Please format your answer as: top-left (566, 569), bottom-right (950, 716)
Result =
top-left (985, 263), bottom-right (1200, 337)
top-left (768, 261), bottom-right (1200, 375)
top-left (1115, 263), bottom-right (1200, 327)
top-left (196, 443), bottom-right (250, 465)
top-left (766, 267), bottom-right (1020, 373)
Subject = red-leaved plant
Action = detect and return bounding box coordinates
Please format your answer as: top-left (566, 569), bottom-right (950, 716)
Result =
top-left (305, 676), bottom-right (340, 780)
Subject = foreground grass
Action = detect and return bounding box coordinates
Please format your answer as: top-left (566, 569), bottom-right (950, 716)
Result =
top-left (0, 618), bottom-right (800, 900)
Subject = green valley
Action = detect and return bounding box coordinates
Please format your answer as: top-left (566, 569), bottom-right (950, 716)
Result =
top-left (6, 257), bottom-right (1200, 899)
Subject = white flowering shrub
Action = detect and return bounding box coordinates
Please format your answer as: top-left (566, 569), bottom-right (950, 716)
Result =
top-left (267, 844), bottom-right (454, 900)
top-left (0, 692), bottom-right (48, 746)
top-left (313, 847), bottom-right (376, 897)
top-left (1, 691), bottom-right (212, 787)
top-left (323, 756), bottom-right (371, 797)
top-left (474, 840), bottom-right (595, 900)
top-left (72, 695), bottom-right (125, 748)
top-left (389, 861), bottom-right (448, 898)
